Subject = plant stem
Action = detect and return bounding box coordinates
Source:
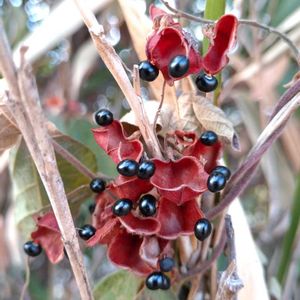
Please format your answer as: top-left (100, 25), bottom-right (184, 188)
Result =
top-left (0, 23), bottom-right (93, 300)
top-left (202, 0), bottom-right (225, 108)
top-left (277, 175), bottom-right (300, 284)
top-left (72, 0), bottom-right (163, 159)
top-left (52, 139), bottom-right (111, 180)
top-left (181, 228), bottom-right (227, 279)
top-left (207, 92), bottom-right (300, 220)
top-left (19, 256), bottom-right (30, 300)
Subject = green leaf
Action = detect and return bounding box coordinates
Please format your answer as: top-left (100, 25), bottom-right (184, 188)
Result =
top-left (277, 175), bottom-right (300, 283)
top-left (53, 117), bottom-right (117, 176)
top-left (140, 289), bottom-right (177, 300)
top-left (202, 0), bottom-right (225, 106)
top-left (93, 270), bottom-right (143, 300)
top-left (10, 133), bottom-right (97, 238)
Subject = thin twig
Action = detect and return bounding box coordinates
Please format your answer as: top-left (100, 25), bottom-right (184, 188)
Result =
top-left (160, 0), bottom-right (300, 64)
top-left (153, 80), bottom-right (166, 132)
top-left (269, 79), bottom-right (300, 120)
top-left (19, 256), bottom-right (30, 300)
top-left (207, 93), bottom-right (300, 220)
top-left (182, 227), bottom-right (227, 279)
top-left (215, 216), bottom-right (243, 299)
top-left (0, 25), bottom-right (93, 299)
top-left (72, 0), bottom-right (163, 159)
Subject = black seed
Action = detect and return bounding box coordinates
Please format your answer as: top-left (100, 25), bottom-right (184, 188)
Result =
top-left (168, 55), bottom-right (190, 78)
top-left (139, 194), bottom-right (156, 217)
top-left (194, 218), bottom-right (212, 241)
top-left (117, 159), bottom-right (139, 177)
top-left (94, 109), bottom-right (113, 126)
top-left (139, 61), bottom-right (159, 82)
top-left (23, 241), bottom-right (42, 257)
top-left (112, 199), bottom-right (133, 216)
top-left (137, 161), bottom-right (155, 179)
top-left (146, 272), bottom-right (171, 290)
top-left (195, 74), bottom-right (218, 92)
top-left (159, 257), bottom-right (175, 272)
top-left (88, 202), bottom-right (96, 214)
top-left (200, 131), bottom-right (218, 146)
top-left (160, 274), bottom-right (171, 290)
top-left (207, 172), bottom-right (226, 193)
top-left (78, 225), bottom-right (96, 240)
top-left (211, 166), bottom-right (231, 181)
top-left (90, 178), bottom-right (106, 193)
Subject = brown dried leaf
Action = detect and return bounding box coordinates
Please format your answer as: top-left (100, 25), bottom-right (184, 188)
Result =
top-left (177, 93), bottom-right (201, 133)
top-left (0, 89), bottom-right (20, 154)
top-left (192, 94), bottom-right (240, 150)
top-left (121, 100), bottom-right (177, 135)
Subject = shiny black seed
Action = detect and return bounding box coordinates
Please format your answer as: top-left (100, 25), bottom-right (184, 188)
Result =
top-left (194, 218), bottom-right (212, 241)
top-left (112, 199), bottom-right (133, 216)
top-left (90, 178), bottom-right (106, 193)
top-left (211, 166), bottom-right (231, 181)
top-left (195, 74), bottom-right (218, 92)
top-left (23, 241), bottom-right (42, 257)
top-left (159, 257), bottom-right (175, 272)
top-left (88, 202), bottom-right (96, 214)
top-left (146, 272), bottom-right (171, 290)
top-left (94, 109), bottom-right (113, 126)
top-left (207, 172), bottom-right (226, 193)
top-left (78, 225), bottom-right (96, 240)
top-left (137, 161), bottom-right (155, 179)
top-left (139, 61), bottom-right (159, 82)
top-left (160, 274), bottom-right (171, 290)
top-left (168, 55), bottom-right (190, 78)
top-left (117, 159), bottom-right (139, 177)
top-left (200, 131), bottom-right (218, 146)
top-left (139, 194), bottom-right (156, 217)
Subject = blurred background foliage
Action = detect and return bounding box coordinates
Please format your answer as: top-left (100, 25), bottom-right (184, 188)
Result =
top-left (0, 0), bottom-right (300, 299)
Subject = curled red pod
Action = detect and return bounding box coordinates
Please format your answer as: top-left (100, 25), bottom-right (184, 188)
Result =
top-left (202, 14), bottom-right (238, 75)
top-left (146, 5), bottom-right (202, 85)
top-left (31, 212), bottom-right (64, 264)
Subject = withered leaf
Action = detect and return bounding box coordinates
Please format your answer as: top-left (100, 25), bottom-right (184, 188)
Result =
top-left (121, 100), bottom-right (177, 135)
top-left (178, 93), bottom-right (240, 150)
top-left (0, 96), bottom-right (20, 155)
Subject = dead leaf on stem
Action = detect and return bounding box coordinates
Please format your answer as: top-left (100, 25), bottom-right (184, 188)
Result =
top-left (0, 85), bottom-right (21, 155)
top-left (121, 100), bottom-right (177, 135)
top-left (178, 93), bottom-right (240, 150)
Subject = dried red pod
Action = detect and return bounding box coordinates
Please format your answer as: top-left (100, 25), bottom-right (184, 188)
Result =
top-left (111, 176), bottom-right (153, 201)
top-left (31, 212), bottom-right (64, 264)
top-left (157, 198), bottom-right (205, 239)
top-left (150, 157), bottom-right (208, 205)
top-left (174, 130), bottom-right (222, 173)
top-left (202, 14), bottom-right (238, 75)
top-left (119, 213), bottom-right (160, 235)
top-left (108, 231), bottom-right (169, 275)
top-left (146, 5), bottom-right (202, 85)
top-left (92, 120), bottom-right (143, 164)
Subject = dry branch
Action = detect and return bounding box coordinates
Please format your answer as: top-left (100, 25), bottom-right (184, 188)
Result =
top-left (0, 22), bottom-right (93, 300)
top-left (207, 90), bottom-right (300, 219)
top-left (72, 0), bottom-right (163, 159)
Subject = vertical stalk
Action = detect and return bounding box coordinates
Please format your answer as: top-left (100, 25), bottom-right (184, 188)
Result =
top-left (277, 176), bottom-right (300, 283)
top-left (203, 0), bottom-right (226, 106)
